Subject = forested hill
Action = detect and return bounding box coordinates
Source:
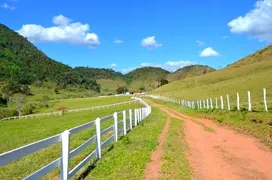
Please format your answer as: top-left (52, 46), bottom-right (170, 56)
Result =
top-left (75, 67), bottom-right (123, 80)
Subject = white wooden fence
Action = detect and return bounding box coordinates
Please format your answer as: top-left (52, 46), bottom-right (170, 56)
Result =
top-left (0, 98), bottom-right (151, 180)
top-left (147, 88), bottom-right (269, 112)
top-left (0, 100), bottom-right (137, 121)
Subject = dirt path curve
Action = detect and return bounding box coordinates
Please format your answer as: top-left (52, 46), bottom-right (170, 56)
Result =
top-left (143, 118), bottom-right (170, 180)
top-left (152, 102), bottom-right (272, 180)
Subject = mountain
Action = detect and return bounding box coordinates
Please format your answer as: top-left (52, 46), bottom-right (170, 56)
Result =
top-left (125, 67), bottom-right (170, 91)
top-left (74, 67), bottom-right (123, 80)
top-left (167, 65), bottom-right (215, 82)
top-left (152, 45), bottom-right (272, 110)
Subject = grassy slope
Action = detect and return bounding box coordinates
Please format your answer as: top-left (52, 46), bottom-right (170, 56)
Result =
top-left (97, 79), bottom-right (126, 94)
top-left (153, 45), bottom-right (272, 111)
top-left (160, 118), bottom-right (191, 180)
top-left (167, 65), bottom-right (215, 82)
top-left (87, 107), bottom-right (167, 180)
top-left (0, 102), bottom-right (142, 179)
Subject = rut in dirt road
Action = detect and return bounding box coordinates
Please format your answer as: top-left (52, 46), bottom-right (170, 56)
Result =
top-left (143, 118), bottom-right (170, 180)
top-left (154, 103), bottom-right (272, 180)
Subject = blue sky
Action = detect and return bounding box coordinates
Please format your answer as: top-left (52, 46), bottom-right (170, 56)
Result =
top-left (1, 0), bottom-right (271, 73)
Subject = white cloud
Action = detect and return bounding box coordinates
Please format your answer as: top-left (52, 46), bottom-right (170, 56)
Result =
top-left (114, 40), bottom-right (123, 44)
top-left (228, 0), bottom-right (272, 42)
top-left (199, 47), bottom-right (220, 57)
top-left (221, 36), bottom-right (228, 39)
top-left (141, 36), bottom-right (162, 49)
top-left (1, 3), bottom-right (15, 10)
top-left (122, 60), bottom-right (195, 73)
top-left (196, 40), bottom-right (205, 46)
top-left (109, 63), bottom-right (117, 67)
top-left (17, 15), bottom-right (100, 47)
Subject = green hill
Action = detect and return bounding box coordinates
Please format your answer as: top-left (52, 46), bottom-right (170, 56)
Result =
top-left (167, 65), bottom-right (215, 82)
top-left (125, 67), bottom-right (170, 91)
top-left (152, 45), bottom-right (272, 111)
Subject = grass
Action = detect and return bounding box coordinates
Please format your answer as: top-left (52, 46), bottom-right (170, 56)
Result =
top-left (0, 102), bottom-right (143, 179)
top-left (152, 45), bottom-right (272, 112)
top-left (85, 107), bottom-right (167, 180)
top-left (98, 79), bottom-right (126, 94)
top-left (160, 118), bottom-right (192, 180)
top-left (147, 98), bottom-right (272, 149)
top-left (37, 95), bottom-right (132, 113)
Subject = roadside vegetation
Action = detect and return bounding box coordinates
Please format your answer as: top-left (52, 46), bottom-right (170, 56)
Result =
top-left (160, 118), bottom-right (192, 180)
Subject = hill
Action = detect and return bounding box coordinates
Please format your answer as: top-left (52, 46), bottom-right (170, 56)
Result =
top-left (125, 67), bottom-right (170, 91)
top-left (152, 45), bottom-right (272, 111)
top-left (167, 65), bottom-right (215, 82)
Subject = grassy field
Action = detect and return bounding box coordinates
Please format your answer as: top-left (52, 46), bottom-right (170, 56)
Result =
top-left (86, 107), bottom-right (167, 180)
top-left (160, 118), bottom-right (192, 180)
top-left (37, 95), bottom-right (132, 113)
top-left (98, 79), bottom-right (126, 94)
top-left (152, 45), bottom-right (272, 112)
top-left (0, 101), bottom-right (143, 179)
top-left (146, 98), bottom-right (272, 149)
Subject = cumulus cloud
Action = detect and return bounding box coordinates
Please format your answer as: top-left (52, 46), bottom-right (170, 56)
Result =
top-left (17, 15), bottom-right (100, 47)
top-left (228, 0), bottom-right (272, 42)
top-left (199, 47), bottom-right (220, 57)
top-left (1, 3), bottom-right (15, 10)
top-left (196, 40), bottom-right (205, 46)
top-left (114, 40), bottom-right (123, 44)
top-left (122, 60), bottom-right (195, 73)
top-left (109, 63), bottom-right (117, 67)
top-left (141, 36), bottom-right (162, 49)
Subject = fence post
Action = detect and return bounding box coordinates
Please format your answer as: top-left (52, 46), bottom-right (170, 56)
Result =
top-left (237, 93), bottom-right (240, 111)
top-left (129, 109), bottom-right (132, 130)
top-left (248, 91), bottom-right (251, 111)
top-left (134, 109), bottom-right (137, 126)
top-left (210, 98), bottom-right (213, 109)
top-left (264, 88), bottom-right (268, 112)
top-left (113, 112), bottom-right (118, 142)
top-left (123, 110), bottom-right (126, 135)
top-left (203, 100), bottom-right (206, 109)
top-left (220, 96), bottom-right (224, 109)
top-left (227, 94), bottom-right (230, 111)
top-left (206, 99), bottom-right (209, 109)
top-left (95, 118), bottom-right (101, 159)
top-left (215, 98), bottom-right (218, 109)
top-left (60, 130), bottom-right (70, 180)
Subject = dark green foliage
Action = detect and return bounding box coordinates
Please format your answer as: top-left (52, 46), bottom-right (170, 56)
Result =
top-left (116, 86), bottom-right (128, 94)
top-left (0, 24), bottom-right (100, 93)
top-left (158, 78), bottom-right (168, 87)
top-left (75, 67), bottom-right (123, 80)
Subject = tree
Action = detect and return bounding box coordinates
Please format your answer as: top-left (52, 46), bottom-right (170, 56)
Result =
top-left (9, 93), bottom-right (27, 116)
top-left (158, 78), bottom-right (168, 87)
top-left (139, 86), bottom-right (145, 91)
top-left (116, 86), bottom-right (128, 94)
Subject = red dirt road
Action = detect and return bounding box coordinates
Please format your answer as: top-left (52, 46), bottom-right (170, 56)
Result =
top-left (144, 118), bottom-right (170, 180)
top-left (156, 104), bottom-right (272, 180)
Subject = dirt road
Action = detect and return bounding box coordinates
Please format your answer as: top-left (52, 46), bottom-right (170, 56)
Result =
top-left (154, 102), bottom-right (272, 180)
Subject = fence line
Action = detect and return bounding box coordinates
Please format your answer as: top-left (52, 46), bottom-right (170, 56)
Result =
top-left (0, 98), bottom-right (151, 180)
top-left (0, 100), bottom-right (137, 121)
top-left (146, 88), bottom-right (269, 112)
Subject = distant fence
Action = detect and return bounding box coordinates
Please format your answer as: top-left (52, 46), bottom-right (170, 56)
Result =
top-left (146, 88), bottom-right (269, 112)
top-left (0, 100), bottom-right (137, 121)
top-left (0, 98), bottom-right (151, 180)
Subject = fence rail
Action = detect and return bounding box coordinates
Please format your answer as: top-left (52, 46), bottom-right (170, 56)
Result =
top-left (0, 98), bottom-right (151, 180)
top-left (146, 88), bottom-right (270, 112)
top-left (0, 100), bottom-right (137, 121)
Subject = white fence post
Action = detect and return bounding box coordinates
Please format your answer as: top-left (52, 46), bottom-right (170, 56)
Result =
top-left (248, 91), bottom-right (252, 111)
top-left (113, 112), bottom-right (118, 142)
top-left (206, 99), bottom-right (209, 109)
top-left (203, 100), bottom-right (206, 109)
top-left (264, 88), bottom-right (268, 112)
top-left (237, 93), bottom-right (240, 111)
top-left (220, 96), bottom-right (224, 110)
top-left (129, 109), bottom-right (133, 130)
top-left (123, 111), bottom-right (126, 135)
top-left (200, 100), bottom-right (202, 109)
top-left (60, 130), bottom-right (70, 180)
top-left (95, 118), bottom-right (101, 159)
top-left (215, 98), bottom-right (218, 109)
top-left (134, 109), bottom-right (137, 126)
top-left (210, 98), bottom-right (213, 109)
top-left (227, 94), bottom-right (230, 111)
